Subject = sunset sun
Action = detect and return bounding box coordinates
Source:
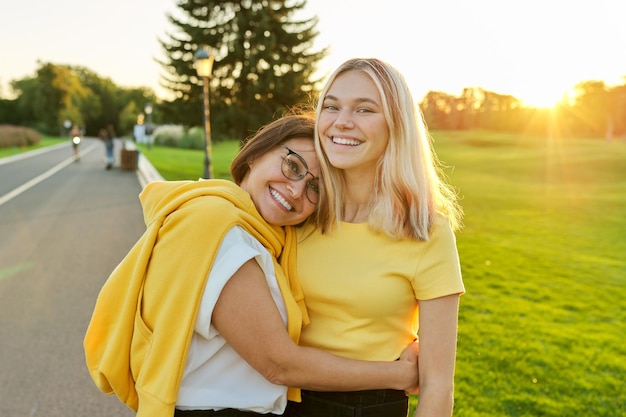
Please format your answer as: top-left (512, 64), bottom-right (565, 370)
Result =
top-left (519, 87), bottom-right (569, 109)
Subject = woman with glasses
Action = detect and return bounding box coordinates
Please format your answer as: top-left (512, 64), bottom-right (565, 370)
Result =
top-left (85, 113), bottom-right (419, 417)
top-left (289, 59), bottom-right (465, 417)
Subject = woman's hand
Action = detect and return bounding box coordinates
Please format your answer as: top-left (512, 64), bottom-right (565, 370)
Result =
top-left (399, 338), bottom-right (420, 394)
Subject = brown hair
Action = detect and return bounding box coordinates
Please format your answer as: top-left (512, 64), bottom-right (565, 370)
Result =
top-left (230, 112), bottom-right (316, 184)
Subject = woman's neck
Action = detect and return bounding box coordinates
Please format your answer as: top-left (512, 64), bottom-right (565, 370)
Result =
top-left (341, 170), bottom-right (375, 223)
top-left (342, 205), bottom-right (370, 223)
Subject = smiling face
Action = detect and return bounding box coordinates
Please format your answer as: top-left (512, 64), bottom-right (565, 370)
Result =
top-left (317, 70), bottom-right (390, 175)
top-left (239, 137), bottom-right (319, 226)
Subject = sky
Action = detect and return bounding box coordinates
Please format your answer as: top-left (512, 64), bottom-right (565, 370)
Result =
top-left (1, 0), bottom-right (625, 108)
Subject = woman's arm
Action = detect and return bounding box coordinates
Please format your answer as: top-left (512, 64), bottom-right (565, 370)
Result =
top-left (212, 259), bottom-right (419, 392)
top-left (413, 294), bottom-right (461, 417)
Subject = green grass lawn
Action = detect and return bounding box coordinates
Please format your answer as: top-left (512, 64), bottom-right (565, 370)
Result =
top-left (431, 131), bottom-right (625, 416)
top-left (135, 140), bottom-right (242, 180)
top-left (5, 131), bottom-right (624, 416)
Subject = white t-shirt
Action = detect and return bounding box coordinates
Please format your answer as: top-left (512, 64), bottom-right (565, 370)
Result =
top-left (176, 226), bottom-right (289, 413)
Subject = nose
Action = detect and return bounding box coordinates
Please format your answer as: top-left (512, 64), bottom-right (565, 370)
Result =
top-left (285, 179), bottom-right (307, 200)
top-left (333, 110), bottom-right (354, 129)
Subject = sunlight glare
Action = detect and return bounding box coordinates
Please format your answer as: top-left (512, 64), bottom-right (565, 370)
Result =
top-left (519, 86), bottom-right (568, 109)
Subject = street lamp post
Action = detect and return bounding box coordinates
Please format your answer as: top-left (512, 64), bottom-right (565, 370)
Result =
top-left (144, 102), bottom-right (153, 124)
top-left (144, 102), bottom-right (153, 149)
top-left (194, 45), bottom-right (215, 179)
top-left (63, 119), bottom-right (71, 137)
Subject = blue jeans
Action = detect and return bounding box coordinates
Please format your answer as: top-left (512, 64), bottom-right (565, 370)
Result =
top-left (105, 142), bottom-right (114, 163)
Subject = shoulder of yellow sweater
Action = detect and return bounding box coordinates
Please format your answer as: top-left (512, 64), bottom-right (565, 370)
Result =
top-left (140, 180), bottom-right (252, 224)
top-left (140, 179), bottom-right (242, 203)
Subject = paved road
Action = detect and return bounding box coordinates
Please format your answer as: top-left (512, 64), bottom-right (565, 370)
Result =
top-left (0, 138), bottom-right (158, 417)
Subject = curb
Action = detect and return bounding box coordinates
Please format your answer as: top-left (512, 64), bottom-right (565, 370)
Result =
top-left (136, 152), bottom-right (165, 189)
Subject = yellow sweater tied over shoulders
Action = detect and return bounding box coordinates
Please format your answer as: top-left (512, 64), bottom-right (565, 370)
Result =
top-left (84, 179), bottom-right (309, 417)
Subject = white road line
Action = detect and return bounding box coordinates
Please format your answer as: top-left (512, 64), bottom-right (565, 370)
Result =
top-left (0, 143), bottom-right (98, 208)
top-left (0, 141), bottom-right (69, 166)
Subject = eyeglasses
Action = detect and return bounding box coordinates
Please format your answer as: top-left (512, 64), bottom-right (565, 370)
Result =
top-left (280, 146), bottom-right (320, 205)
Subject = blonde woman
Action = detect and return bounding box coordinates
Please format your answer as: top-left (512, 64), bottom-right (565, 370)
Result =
top-left (290, 59), bottom-right (465, 417)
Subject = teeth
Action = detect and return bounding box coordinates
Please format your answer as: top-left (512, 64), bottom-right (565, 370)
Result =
top-left (332, 137), bottom-right (361, 146)
top-left (270, 188), bottom-right (293, 211)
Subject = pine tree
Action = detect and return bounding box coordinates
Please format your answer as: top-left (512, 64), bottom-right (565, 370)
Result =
top-left (159, 0), bottom-right (327, 141)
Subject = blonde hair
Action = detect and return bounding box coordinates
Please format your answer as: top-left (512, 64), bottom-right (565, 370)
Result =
top-left (314, 58), bottom-right (462, 240)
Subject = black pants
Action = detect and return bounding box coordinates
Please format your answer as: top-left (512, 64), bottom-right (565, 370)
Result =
top-left (286, 389), bottom-right (408, 417)
top-left (174, 409), bottom-right (285, 417)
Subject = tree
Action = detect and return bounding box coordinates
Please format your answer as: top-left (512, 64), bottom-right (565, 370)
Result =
top-left (0, 98), bottom-right (20, 125)
top-left (10, 64), bottom-right (92, 134)
top-left (420, 91), bottom-right (456, 130)
top-left (9, 62), bottom-right (157, 137)
top-left (73, 66), bottom-right (153, 136)
top-left (11, 77), bottom-right (38, 128)
top-left (72, 66), bottom-right (115, 134)
top-left (570, 80), bottom-right (609, 137)
top-left (607, 83), bottom-right (626, 138)
top-left (159, 0), bottom-right (327, 141)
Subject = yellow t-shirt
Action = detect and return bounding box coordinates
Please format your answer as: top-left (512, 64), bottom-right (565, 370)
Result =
top-left (296, 215), bottom-right (464, 361)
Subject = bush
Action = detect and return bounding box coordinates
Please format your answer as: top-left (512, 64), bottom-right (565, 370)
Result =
top-left (149, 124), bottom-right (219, 150)
top-left (0, 125), bottom-right (41, 148)
top-left (179, 126), bottom-right (206, 150)
top-left (153, 124), bottom-right (184, 148)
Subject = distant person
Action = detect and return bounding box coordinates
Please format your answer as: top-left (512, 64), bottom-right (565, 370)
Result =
top-left (99, 124), bottom-right (116, 170)
top-left (133, 122), bottom-right (146, 144)
top-left (70, 124), bottom-right (81, 162)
